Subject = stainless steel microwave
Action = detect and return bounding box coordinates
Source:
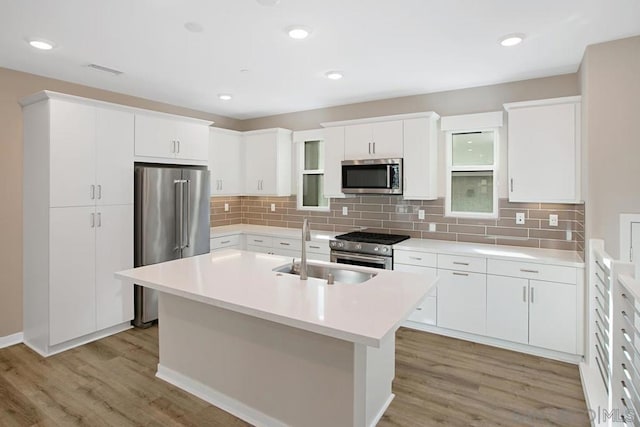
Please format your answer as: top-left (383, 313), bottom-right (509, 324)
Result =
top-left (341, 158), bottom-right (403, 194)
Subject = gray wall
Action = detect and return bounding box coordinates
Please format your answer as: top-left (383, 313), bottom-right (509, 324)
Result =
top-left (581, 35), bottom-right (640, 258)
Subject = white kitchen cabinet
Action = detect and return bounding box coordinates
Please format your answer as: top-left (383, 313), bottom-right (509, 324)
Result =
top-left (135, 113), bottom-right (210, 162)
top-left (437, 270), bottom-right (487, 335)
top-left (344, 120), bottom-right (403, 160)
top-left (393, 262), bottom-right (438, 325)
top-left (504, 96), bottom-right (581, 203)
top-left (21, 91), bottom-right (135, 356)
top-left (402, 114), bottom-right (439, 200)
top-left (529, 280), bottom-right (577, 354)
top-left (486, 275), bottom-right (529, 344)
top-left (209, 128), bottom-right (243, 196)
top-left (323, 126), bottom-right (345, 198)
top-left (49, 99), bottom-right (134, 207)
top-left (210, 234), bottom-right (243, 252)
top-left (244, 128), bottom-right (292, 196)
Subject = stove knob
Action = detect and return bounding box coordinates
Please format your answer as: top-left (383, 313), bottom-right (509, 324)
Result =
top-left (355, 244), bottom-right (362, 250)
top-left (330, 241), bottom-right (335, 248)
top-left (374, 246), bottom-right (379, 252)
top-left (382, 247), bottom-right (388, 253)
top-left (338, 242), bottom-right (344, 248)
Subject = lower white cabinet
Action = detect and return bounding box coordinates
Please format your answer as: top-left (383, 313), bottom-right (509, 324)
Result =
top-left (437, 270), bottom-right (487, 336)
top-left (393, 263), bottom-right (437, 325)
top-left (486, 275), bottom-right (529, 344)
top-left (210, 234), bottom-right (242, 252)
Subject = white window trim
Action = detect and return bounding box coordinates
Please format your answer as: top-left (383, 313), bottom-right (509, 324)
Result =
top-left (296, 139), bottom-right (331, 212)
top-left (445, 127), bottom-right (499, 219)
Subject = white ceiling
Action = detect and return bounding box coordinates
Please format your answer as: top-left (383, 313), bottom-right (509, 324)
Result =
top-left (1, 0), bottom-right (639, 120)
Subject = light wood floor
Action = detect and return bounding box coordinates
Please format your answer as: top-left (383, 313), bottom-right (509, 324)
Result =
top-left (0, 326), bottom-right (590, 426)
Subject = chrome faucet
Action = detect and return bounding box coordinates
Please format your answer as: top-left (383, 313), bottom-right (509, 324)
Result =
top-left (300, 218), bottom-right (311, 280)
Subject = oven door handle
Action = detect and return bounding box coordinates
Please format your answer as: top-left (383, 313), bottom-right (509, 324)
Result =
top-left (331, 251), bottom-right (388, 265)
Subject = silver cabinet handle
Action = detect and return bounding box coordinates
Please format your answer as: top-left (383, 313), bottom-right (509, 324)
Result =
top-left (510, 178), bottom-right (514, 192)
top-left (409, 256), bottom-right (422, 260)
top-left (453, 261), bottom-right (470, 266)
top-left (220, 179), bottom-right (223, 190)
top-left (279, 242), bottom-right (290, 246)
top-left (172, 140), bottom-right (176, 153)
top-left (368, 142), bottom-right (371, 154)
top-left (373, 142), bottom-right (376, 154)
top-left (221, 240), bottom-right (230, 244)
top-left (530, 287), bottom-right (535, 303)
top-left (90, 184), bottom-right (95, 200)
top-left (177, 140), bottom-right (180, 153)
top-left (97, 185), bottom-right (102, 199)
top-left (257, 180), bottom-right (260, 190)
top-left (452, 272), bottom-right (469, 276)
top-left (254, 239), bottom-right (263, 243)
top-left (416, 307), bottom-right (422, 311)
top-left (90, 213), bottom-right (95, 228)
top-left (523, 286), bottom-right (527, 302)
top-left (96, 212), bottom-right (101, 227)
top-left (309, 245), bottom-right (320, 249)
top-left (520, 269), bottom-right (539, 274)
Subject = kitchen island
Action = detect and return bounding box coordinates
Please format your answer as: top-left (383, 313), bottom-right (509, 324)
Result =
top-left (115, 250), bottom-right (435, 427)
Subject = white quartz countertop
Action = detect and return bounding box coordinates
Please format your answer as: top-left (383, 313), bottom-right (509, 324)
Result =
top-left (116, 250), bottom-right (435, 347)
top-left (210, 224), bottom-right (337, 242)
top-left (394, 238), bottom-right (584, 267)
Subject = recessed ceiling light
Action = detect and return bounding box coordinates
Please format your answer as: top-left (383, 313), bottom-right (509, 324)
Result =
top-left (28, 38), bottom-right (55, 50)
top-left (184, 22), bottom-right (204, 33)
top-left (499, 33), bottom-right (524, 47)
top-left (287, 26), bottom-right (311, 40)
top-left (218, 94), bottom-right (232, 101)
top-left (256, 0), bottom-right (280, 5)
top-left (467, 140), bottom-right (473, 144)
top-left (325, 71), bottom-right (343, 80)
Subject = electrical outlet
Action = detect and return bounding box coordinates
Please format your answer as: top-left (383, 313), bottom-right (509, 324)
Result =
top-left (224, 203), bottom-right (229, 212)
top-left (270, 203), bottom-right (276, 212)
top-left (428, 223), bottom-right (436, 232)
top-left (566, 229), bottom-right (572, 241)
top-left (342, 206), bottom-right (348, 216)
top-left (515, 212), bottom-right (525, 225)
top-left (418, 209), bottom-right (425, 220)
top-left (549, 214), bottom-right (559, 227)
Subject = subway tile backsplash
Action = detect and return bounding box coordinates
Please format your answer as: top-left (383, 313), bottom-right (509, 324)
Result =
top-left (211, 195), bottom-right (585, 254)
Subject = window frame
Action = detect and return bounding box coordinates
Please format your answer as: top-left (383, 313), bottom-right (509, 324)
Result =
top-left (295, 135), bottom-right (330, 212)
top-left (445, 127), bottom-right (499, 219)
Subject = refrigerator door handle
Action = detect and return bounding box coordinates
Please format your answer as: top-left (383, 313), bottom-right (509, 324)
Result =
top-left (184, 180), bottom-right (191, 248)
top-left (174, 179), bottom-right (184, 250)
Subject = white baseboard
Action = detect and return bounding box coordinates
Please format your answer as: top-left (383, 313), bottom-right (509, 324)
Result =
top-left (157, 364), bottom-right (288, 427)
top-left (403, 321), bottom-right (583, 364)
top-left (0, 332), bottom-right (23, 349)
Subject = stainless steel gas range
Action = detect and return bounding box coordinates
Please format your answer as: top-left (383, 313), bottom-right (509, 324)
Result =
top-left (329, 231), bottom-right (411, 270)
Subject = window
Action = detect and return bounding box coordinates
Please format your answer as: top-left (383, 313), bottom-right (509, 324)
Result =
top-left (297, 139), bottom-right (329, 211)
top-left (446, 129), bottom-right (498, 218)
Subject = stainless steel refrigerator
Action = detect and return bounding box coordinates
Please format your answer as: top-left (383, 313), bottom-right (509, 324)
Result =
top-left (133, 163), bottom-right (210, 327)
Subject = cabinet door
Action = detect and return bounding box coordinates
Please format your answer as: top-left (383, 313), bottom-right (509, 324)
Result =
top-left (244, 133), bottom-right (276, 195)
top-left (486, 275), bottom-right (529, 344)
top-left (371, 120), bottom-right (403, 158)
top-left (95, 204), bottom-right (134, 330)
top-left (403, 117), bottom-right (437, 200)
top-left (529, 280), bottom-right (577, 354)
top-left (210, 129), bottom-right (243, 195)
top-left (49, 206), bottom-right (96, 345)
top-left (508, 102), bottom-right (579, 202)
top-left (134, 114), bottom-right (176, 158)
top-left (95, 108), bottom-right (134, 205)
top-left (323, 127), bottom-right (345, 198)
top-left (394, 264), bottom-right (437, 325)
top-left (176, 121), bottom-right (209, 161)
top-left (49, 99), bottom-right (96, 207)
top-left (437, 270), bottom-right (486, 335)
top-left (344, 124), bottom-right (372, 160)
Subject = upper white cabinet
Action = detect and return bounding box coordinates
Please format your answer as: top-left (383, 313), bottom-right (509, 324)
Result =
top-left (134, 113), bottom-right (210, 162)
top-left (344, 120), bottom-right (403, 159)
top-left (402, 114), bottom-right (439, 200)
top-left (49, 99), bottom-right (134, 207)
top-left (244, 128), bottom-right (292, 196)
top-left (504, 96), bottom-right (581, 203)
top-left (323, 126), bottom-right (345, 198)
top-left (209, 127), bottom-right (243, 196)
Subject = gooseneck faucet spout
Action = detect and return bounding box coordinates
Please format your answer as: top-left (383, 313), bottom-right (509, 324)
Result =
top-left (300, 218), bottom-right (311, 280)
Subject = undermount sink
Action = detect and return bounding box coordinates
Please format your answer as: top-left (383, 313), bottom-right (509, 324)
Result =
top-left (273, 262), bottom-right (377, 284)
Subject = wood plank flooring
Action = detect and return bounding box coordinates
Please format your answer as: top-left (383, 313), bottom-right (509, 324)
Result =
top-left (0, 327), bottom-right (590, 426)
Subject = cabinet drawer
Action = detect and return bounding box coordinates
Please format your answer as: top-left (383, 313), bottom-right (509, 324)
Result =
top-left (408, 296), bottom-right (436, 325)
top-left (211, 245), bottom-right (240, 253)
top-left (487, 259), bottom-right (577, 284)
top-left (273, 237), bottom-right (302, 251)
top-left (393, 264), bottom-right (437, 296)
top-left (210, 235), bottom-right (241, 250)
top-left (437, 254), bottom-right (486, 273)
top-left (306, 241), bottom-right (330, 255)
top-left (394, 250), bottom-right (437, 268)
top-left (246, 244), bottom-right (272, 254)
top-left (245, 235), bottom-right (273, 248)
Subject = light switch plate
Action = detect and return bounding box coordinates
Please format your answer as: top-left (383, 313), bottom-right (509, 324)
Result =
top-left (418, 209), bottom-right (425, 220)
top-left (224, 203), bottom-right (229, 212)
top-left (515, 212), bottom-right (525, 225)
top-left (270, 203), bottom-right (276, 212)
top-left (549, 214), bottom-right (559, 227)
top-left (342, 206), bottom-right (348, 216)
top-left (428, 223), bottom-right (436, 232)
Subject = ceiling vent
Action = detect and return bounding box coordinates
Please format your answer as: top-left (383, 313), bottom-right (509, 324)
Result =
top-left (87, 63), bottom-right (123, 76)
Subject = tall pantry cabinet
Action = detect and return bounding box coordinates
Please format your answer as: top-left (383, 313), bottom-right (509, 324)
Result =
top-left (21, 91), bottom-right (134, 356)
